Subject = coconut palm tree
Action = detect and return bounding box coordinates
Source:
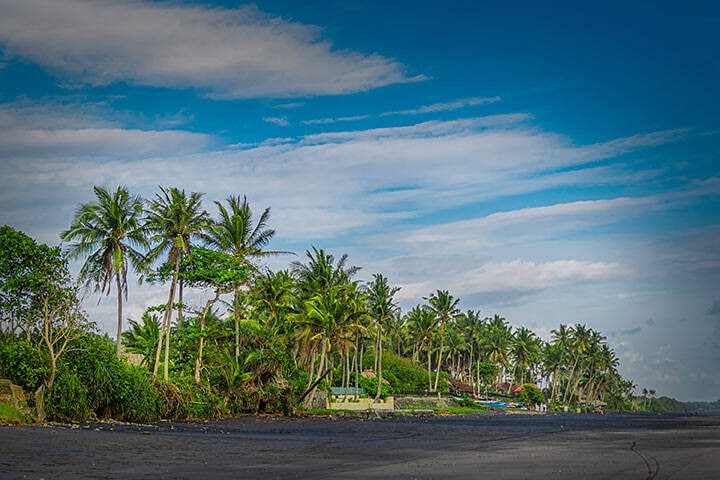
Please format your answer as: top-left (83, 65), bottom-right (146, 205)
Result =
top-left (290, 247), bottom-right (362, 403)
top-left (510, 327), bottom-right (541, 386)
top-left (424, 290), bottom-right (461, 392)
top-left (60, 185), bottom-right (147, 357)
top-left (404, 305), bottom-right (437, 390)
top-left (249, 269), bottom-right (295, 329)
top-left (206, 195), bottom-right (288, 360)
top-left (485, 315), bottom-right (513, 389)
top-left (456, 309), bottom-right (483, 383)
top-left (121, 311), bottom-right (160, 366)
top-left (291, 246), bottom-right (360, 297)
top-left (541, 341), bottom-right (565, 403)
top-left (384, 310), bottom-right (406, 356)
top-left (145, 186), bottom-right (209, 380)
top-left (294, 282), bottom-right (364, 404)
top-left (366, 273), bottom-right (400, 400)
top-left (563, 323), bottom-right (593, 404)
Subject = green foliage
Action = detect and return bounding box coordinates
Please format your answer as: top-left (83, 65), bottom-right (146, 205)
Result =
top-left (42, 333), bottom-right (164, 422)
top-left (681, 399), bottom-right (720, 411)
top-left (122, 311), bottom-right (160, 364)
top-left (173, 377), bottom-right (228, 419)
top-left (452, 394), bottom-right (475, 407)
top-left (0, 335), bottom-right (49, 391)
top-left (0, 401), bottom-right (30, 424)
top-left (2, 220), bottom-right (638, 420)
top-left (656, 396), bottom-right (684, 411)
top-left (474, 361), bottom-right (499, 389)
top-left (433, 405), bottom-right (490, 414)
top-left (46, 370), bottom-right (92, 421)
top-left (518, 383), bottom-right (544, 405)
top-left (0, 226), bottom-right (70, 335)
top-left (358, 374), bottom-right (393, 398)
top-left (363, 350), bottom-right (438, 393)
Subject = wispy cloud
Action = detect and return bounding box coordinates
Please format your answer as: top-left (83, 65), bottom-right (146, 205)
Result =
top-left (0, 103), bottom-right (212, 160)
top-left (0, 0), bottom-right (423, 98)
top-left (0, 109), bottom-right (692, 247)
top-left (301, 115), bottom-right (370, 125)
top-left (274, 102), bottom-right (305, 109)
top-left (381, 96), bottom-right (501, 116)
top-left (300, 96), bottom-right (499, 125)
top-left (395, 258), bottom-right (626, 300)
top-left (263, 117), bottom-right (290, 127)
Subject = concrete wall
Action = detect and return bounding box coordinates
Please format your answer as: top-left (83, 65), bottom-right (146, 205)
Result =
top-left (394, 394), bottom-right (454, 409)
top-left (329, 396), bottom-right (395, 411)
top-left (0, 379), bottom-right (27, 409)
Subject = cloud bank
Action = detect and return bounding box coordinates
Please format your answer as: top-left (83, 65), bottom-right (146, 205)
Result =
top-left (0, 0), bottom-right (421, 98)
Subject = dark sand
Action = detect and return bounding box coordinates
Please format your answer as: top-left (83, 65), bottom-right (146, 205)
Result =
top-left (1, 412), bottom-right (718, 479)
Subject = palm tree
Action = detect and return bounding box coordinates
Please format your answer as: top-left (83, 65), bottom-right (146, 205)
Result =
top-left (366, 273), bottom-right (400, 400)
top-left (424, 290), bottom-right (461, 392)
top-left (60, 185), bottom-right (147, 357)
top-left (291, 246), bottom-right (360, 297)
top-left (541, 341), bottom-right (564, 403)
top-left (485, 315), bottom-right (513, 389)
top-left (510, 327), bottom-right (541, 386)
top-left (404, 305), bottom-right (437, 390)
top-left (294, 283), bottom-right (364, 404)
top-left (250, 269), bottom-right (295, 329)
top-left (563, 324), bottom-right (593, 404)
top-left (145, 186), bottom-right (209, 380)
top-left (384, 310), bottom-right (406, 356)
top-left (121, 311), bottom-right (160, 365)
top-left (456, 309), bottom-right (483, 384)
top-left (290, 247), bottom-right (362, 404)
top-left (207, 195), bottom-right (288, 360)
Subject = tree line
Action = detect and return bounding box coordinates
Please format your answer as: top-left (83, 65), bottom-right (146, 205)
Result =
top-left (0, 185), bottom-right (637, 420)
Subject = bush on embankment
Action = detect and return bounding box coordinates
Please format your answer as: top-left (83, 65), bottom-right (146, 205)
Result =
top-left (0, 333), bottom-right (165, 422)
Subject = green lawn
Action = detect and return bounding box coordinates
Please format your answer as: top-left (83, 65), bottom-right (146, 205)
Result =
top-left (0, 401), bottom-right (30, 424)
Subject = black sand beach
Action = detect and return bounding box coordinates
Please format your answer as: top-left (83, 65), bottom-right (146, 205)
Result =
top-left (1, 412), bottom-right (718, 479)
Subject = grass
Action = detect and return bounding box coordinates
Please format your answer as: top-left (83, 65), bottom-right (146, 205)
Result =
top-left (431, 405), bottom-right (491, 415)
top-left (0, 401), bottom-right (31, 424)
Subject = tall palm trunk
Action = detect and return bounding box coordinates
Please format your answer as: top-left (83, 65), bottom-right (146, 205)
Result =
top-left (353, 334), bottom-right (360, 401)
top-left (307, 342), bottom-right (327, 407)
top-left (194, 291), bottom-right (220, 384)
top-left (375, 326), bottom-right (383, 401)
top-left (234, 287), bottom-right (240, 361)
top-left (427, 343), bottom-right (433, 392)
top-left (153, 258), bottom-right (179, 380)
top-left (433, 334), bottom-right (446, 392)
top-left (115, 274), bottom-right (123, 357)
top-left (177, 279), bottom-right (184, 328)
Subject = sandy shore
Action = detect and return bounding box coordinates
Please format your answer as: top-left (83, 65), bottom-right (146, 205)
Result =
top-left (1, 412), bottom-right (718, 479)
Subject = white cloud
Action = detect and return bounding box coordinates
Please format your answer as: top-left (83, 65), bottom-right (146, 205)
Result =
top-left (301, 115), bottom-right (370, 125)
top-left (263, 117), bottom-right (290, 127)
top-left (395, 259), bottom-right (626, 300)
top-left (0, 0), bottom-right (422, 98)
top-left (0, 110), bottom-right (692, 249)
top-left (0, 127), bottom-right (211, 159)
top-left (0, 103), bottom-right (212, 161)
top-left (381, 96), bottom-right (501, 116)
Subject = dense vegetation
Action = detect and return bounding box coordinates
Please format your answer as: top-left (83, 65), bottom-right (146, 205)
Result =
top-left (0, 185), bottom-right (643, 422)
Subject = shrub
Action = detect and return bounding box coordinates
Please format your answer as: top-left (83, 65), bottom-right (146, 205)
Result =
top-left (0, 335), bottom-right (49, 391)
top-left (518, 383), bottom-right (544, 406)
top-left (363, 350), bottom-right (433, 393)
top-left (358, 374), bottom-right (394, 398)
top-left (46, 370), bottom-right (92, 421)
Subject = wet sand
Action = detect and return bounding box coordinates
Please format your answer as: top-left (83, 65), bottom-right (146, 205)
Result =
top-left (1, 412), bottom-right (718, 479)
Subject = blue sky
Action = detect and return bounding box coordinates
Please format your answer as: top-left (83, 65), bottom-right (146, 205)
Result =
top-left (0, 0), bottom-right (718, 401)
